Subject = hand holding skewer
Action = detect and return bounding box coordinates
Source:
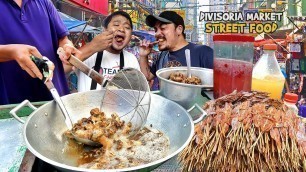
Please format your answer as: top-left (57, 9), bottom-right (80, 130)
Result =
top-left (134, 40), bottom-right (159, 46)
top-left (138, 39), bottom-right (159, 57)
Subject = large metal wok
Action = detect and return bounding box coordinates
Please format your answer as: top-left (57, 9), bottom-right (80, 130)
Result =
top-left (10, 89), bottom-right (194, 172)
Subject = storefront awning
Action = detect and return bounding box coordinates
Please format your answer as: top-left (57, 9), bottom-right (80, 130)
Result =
top-left (69, 24), bottom-right (101, 33)
top-left (288, 16), bottom-right (306, 21)
top-left (266, 28), bottom-right (293, 39)
top-left (254, 23), bottom-right (295, 40)
top-left (59, 12), bottom-right (101, 33)
top-left (59, 12), bottom-right (86, 30)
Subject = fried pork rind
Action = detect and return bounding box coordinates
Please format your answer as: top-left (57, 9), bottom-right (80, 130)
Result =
top-left (64, 108), bottom-right (170, 170)
top-left (179, 91), bottom-right (306, 172)
top-left (69, 108), bottom-right (127, 146)
top-left (169, 72), bottom-right (202, 85)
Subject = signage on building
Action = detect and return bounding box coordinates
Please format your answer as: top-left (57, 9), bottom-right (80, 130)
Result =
top-left (69, 0), bottom-right (108, 15)
top-left (258, 9), bottom-right (273, 12)
top-left (185, 25), bottom-right (193, 30)
top-left (128, 10), bottom-right (138, 24)
top-left (172, 10), bottom-right (186, 20)
top-left (127, 10), bottom-right (139, 30)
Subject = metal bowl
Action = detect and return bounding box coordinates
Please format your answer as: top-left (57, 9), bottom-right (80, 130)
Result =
top-left (156, 67), bottom-right (213, 110)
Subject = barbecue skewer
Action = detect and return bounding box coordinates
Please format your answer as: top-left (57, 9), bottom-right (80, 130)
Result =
top-left (133, 40), bottom-right (160, 46)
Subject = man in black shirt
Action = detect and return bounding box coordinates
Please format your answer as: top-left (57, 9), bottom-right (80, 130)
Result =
top-left (139, 11), bottom-right (213, 90)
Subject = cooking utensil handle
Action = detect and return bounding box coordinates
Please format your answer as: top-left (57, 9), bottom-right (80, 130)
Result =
top-left (9, 100), bottom-right (37, 124)
top-left (68, 55), bottom-right (105, 86)
top-left (187, 103), bottom-right (207, 124)
top-left (185, 49), bottom-right (191, 78)
top-left (45, 81), bottom-right (73, 130)
top-left (49, 87), bottom-right (73, 130)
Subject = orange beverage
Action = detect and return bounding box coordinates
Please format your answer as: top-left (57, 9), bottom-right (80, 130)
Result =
top-left (251, 44), bottom-right (285, 99)
top-left (252, 76), bottom-right (284, 99)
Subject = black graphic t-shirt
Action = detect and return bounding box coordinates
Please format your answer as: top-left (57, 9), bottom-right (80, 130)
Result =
top-left (150, 43), bottom-right (213, 90)
top-left (151, 43), bottom-right (213, 76)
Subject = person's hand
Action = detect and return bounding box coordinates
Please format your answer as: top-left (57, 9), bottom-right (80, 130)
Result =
top-left (139, 39), bottom-right (153, 58)
top-left (43, 56), bottom-right (55, 83)
top-left (57, 44), bottom-right (81, 65)
top-left (10, 44), bottom-right (44, 79)
top-left (30, 55), bottom-right (55, 83)
top-left (90, 30), bottom-right (114, 52)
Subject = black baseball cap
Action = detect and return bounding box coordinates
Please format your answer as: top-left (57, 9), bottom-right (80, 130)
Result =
top-left (146, 11), bottom-right (185, 31)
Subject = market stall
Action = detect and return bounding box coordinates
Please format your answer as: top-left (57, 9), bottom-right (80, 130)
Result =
top-left (59, 12), bottom-right (101, 47)
top-left (2, 32), bottom-right (306, 171)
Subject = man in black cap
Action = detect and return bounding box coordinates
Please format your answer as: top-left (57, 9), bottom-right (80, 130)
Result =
top-left (139, 11), bottom-right (213, 90)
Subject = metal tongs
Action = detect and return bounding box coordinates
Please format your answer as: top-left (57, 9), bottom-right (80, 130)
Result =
top-left (31, 56), bottom-right (101, 146)
top-left (31, 56), bottom-right (73, 129)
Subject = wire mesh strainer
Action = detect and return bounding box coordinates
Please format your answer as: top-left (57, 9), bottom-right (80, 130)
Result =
top-left (101, 68), bottom-right (151, 135)
top-left (57, 48), bottom-right (151, 137)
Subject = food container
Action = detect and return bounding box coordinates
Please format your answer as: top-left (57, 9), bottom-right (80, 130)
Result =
top-left (213, 34), bottom-right (254, 98)
top-left (156, 67), bottom-right (213, 114)
top-left (252, 44), bottom-right (285, 99)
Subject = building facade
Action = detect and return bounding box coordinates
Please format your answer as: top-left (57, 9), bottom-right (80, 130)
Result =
top-left (155, 0), bottom-right (199, 43)
top-left (52, 0), bottom-right (108, 27)
top-left (205, 0), bottom-right (239, 46)
top-left (109, 0), bottom-right (156, 30)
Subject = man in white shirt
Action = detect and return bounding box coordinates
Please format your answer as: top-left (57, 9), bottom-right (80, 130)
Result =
top-left (64, 11), bottom-right (140, 92)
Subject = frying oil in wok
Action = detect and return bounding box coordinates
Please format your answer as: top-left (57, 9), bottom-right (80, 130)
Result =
top-left (62, 127), bottom-right (170, 169)
top-left (62, 137), bottom-right (96, 165)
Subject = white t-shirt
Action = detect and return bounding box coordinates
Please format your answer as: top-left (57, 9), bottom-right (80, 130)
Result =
top-left (76, 50), bottom-right (140, 92)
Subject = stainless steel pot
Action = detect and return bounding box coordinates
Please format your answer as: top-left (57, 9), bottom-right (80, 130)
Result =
top-left (156, 67), bottom-right (213, 111)
top-left (10, 89), bottom-right (194, 172)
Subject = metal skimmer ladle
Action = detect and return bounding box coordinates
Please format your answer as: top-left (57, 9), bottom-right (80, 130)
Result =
top-left (185, 49), bottom-right (191, 78)
top-left (47, 80), bottom-right (101, 146)
top-left (57, 48), bottom-right (151, 146)
top-left (31, 56), bottom-right (100, 146)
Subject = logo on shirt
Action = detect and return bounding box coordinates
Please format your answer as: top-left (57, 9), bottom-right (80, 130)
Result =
top-left (95, 62), bottom-right (122, 80)
top-left (164, 60), bottom-right (182, 68)
top-left (99, 68), bottom-right (119, 80)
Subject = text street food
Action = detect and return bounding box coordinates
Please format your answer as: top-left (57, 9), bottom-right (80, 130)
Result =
top-left (169, 72), bottom-right (202, 85)
top-left (64, 108), bottom-right (170, 169)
